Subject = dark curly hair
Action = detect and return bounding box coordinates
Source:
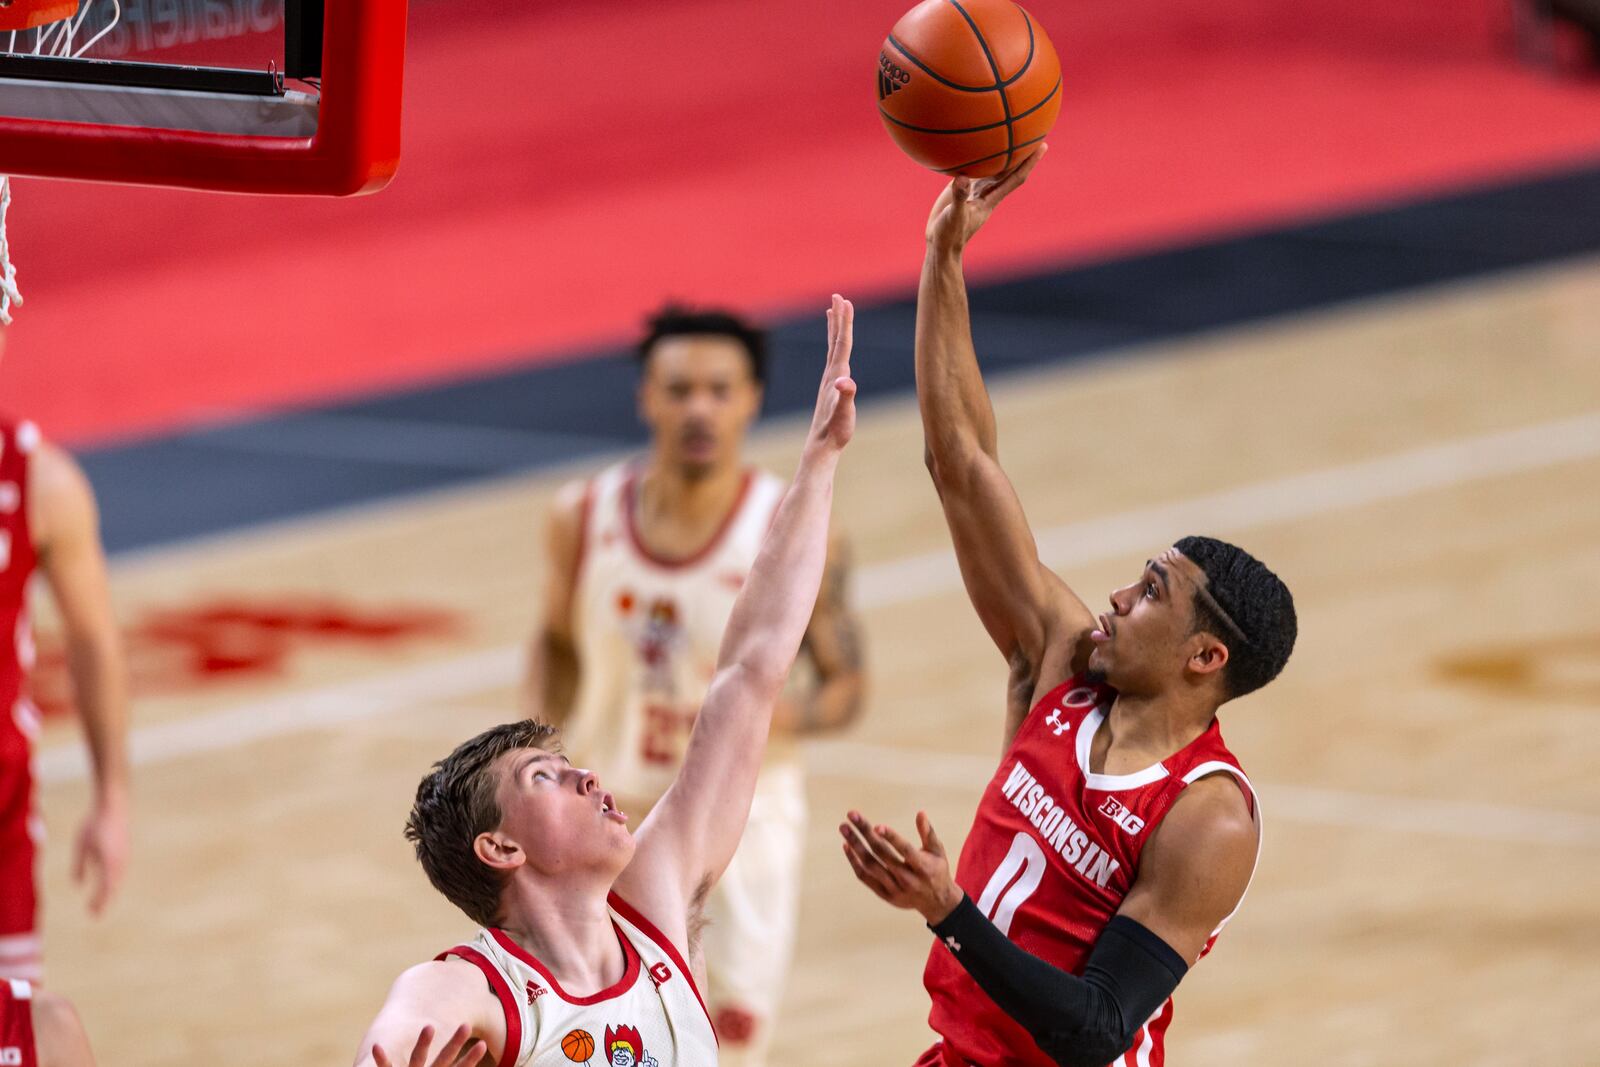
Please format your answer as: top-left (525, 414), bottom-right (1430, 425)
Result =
top-left (638, 304), bottom-right (767, 384)
top-left (1175, 535), bottom-right (1297, 701)
top-left (404, 720), bottom-right (559, 927)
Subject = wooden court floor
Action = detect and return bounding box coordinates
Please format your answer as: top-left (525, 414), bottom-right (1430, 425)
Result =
top-left (32, 255), bottom-right (1600, 1066)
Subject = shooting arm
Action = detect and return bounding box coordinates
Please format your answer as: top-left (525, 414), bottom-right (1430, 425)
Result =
top-left (524, 481), bottom-right (586, 727)
top-left (917, 168), bottom-right (1094, 698)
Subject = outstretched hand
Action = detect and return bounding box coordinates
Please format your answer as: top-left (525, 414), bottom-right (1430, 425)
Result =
top-left (369, 1024), bottom-right (486, 1067)
top-left (841, 810), bottom-right (963, 925)
top-left (925, 144), bottom-right (1048, 255)
top-left (807, 294), bottom-right (857, 455)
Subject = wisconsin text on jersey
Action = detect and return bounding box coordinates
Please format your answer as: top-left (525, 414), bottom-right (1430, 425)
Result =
top-left (997, 760), bottom-right (1120, 890)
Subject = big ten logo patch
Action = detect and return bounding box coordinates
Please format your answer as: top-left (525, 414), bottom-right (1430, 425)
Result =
top-left (1435, 634), bottom-right (1600, 706)
top-left (648, 962), bottom-right (672, 987)
top-left (32, 597), bottom-right (460, 719)
top-left (1098, 796), bottom-right (1146, 836)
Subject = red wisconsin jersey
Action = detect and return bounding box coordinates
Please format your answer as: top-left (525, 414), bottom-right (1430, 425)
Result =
top-left (0, 419), bottom-right (41, 976)
top-left (923, 676), bottom-right (1260, 1067)
top-left (0, 418), bottom-right (38, 745)
top-left (0, 978), bottom-right (38, 1067)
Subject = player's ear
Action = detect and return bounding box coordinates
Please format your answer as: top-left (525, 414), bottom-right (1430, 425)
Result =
top-left (1187, 634), bottom-right (1229, 678)
top-left (474, 830), bottom-right (525, 873)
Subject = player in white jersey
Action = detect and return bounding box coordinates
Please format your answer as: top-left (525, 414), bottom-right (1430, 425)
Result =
top-left (525, 306), bottom-right (865, 1062)
top-left (353, 295), bottom-right (859, 1067)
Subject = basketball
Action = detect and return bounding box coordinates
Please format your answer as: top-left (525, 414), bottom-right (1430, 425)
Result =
top-left (876, 0), bottom-right (1061, 178)
top-left (561, 1029), bottom-right (595, 1061)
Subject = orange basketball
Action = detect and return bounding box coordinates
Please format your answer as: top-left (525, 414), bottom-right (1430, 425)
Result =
top-left (560, 1029), bottom-right (595, 1061)
top-left (876, 0), bottom-right (1061, 178)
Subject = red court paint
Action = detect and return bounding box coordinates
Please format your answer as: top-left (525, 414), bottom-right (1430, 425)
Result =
top-left (32, 597), bottom-right (460, 717)
top-left (4, 0), bottom-right (1598, 446)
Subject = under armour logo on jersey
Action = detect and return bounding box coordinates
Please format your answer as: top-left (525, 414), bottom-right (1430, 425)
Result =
top-left (649, 961), bottom-right (673, 987)
top-left (1045, 709), bottom-right (1071, 736)
top-left (525, 979), bottom-right (547, 1004)
top-left (943, 935), bottom-right (961, 953)
top-left (1, 1048), bottom-right (22, 1066)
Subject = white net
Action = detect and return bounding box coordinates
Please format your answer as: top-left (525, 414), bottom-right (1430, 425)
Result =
top-left (0, 0), bottom-right (123, 324)
top-left (0, 176), bottom-right (19, 326)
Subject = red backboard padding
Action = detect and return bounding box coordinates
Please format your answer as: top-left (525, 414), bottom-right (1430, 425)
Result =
top-left (0, 0), bottom-right (406, 196)
top-left (0, 0), bottom-right (79, 33)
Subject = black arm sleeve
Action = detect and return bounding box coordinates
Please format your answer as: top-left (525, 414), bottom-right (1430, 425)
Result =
top-left (928, 895), bottom-right (1187, 1067)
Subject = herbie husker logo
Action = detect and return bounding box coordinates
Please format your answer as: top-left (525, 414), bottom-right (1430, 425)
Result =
top-left (1098, 796), bottom-right (1146, 835)
top-left (616, 591), bottom-right (685, 697)
top-left (603, 1023), bottom-right (658, 1067)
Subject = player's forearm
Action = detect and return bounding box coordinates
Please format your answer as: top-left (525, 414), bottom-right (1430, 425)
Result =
top-left (929, 897), bottom-right (1186, 1067)
top-left (714, 448), bottom-right (838, 691)
top-left (66, 633), bottom-right (129, 805)
top-left (917, 247), bottom-right (1000, 469)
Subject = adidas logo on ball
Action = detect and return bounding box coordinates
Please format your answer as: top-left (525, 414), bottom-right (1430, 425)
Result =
top-left (878, 53), bottom-right (911, 99)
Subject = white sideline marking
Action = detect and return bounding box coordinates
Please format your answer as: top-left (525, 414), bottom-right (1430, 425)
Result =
top-left (35, 412), bottom-right (1600, 843)
top-left (803, 741), bottom-right (1600, 848)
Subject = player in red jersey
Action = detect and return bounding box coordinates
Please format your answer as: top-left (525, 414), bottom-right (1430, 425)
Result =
top-left (840, 146), bottom-right (1298, 1067)
top-left (0, 979), bottom-right (97, 1067)
top-left (0, 328), bottom-right (130, 983)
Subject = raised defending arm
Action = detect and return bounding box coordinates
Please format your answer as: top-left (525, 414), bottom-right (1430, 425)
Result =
top-left (617, 295), bottom-right (857, 931)
top-left (916, 146), bottom-right (1095, 708)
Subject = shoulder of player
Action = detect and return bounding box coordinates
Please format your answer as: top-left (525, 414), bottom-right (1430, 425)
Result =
top-left (27, 439), bottom-right (97, 549)
top-left (389, 957), bottom-right (503, 1013)
top-left (1024, 627), bottom-right (1096, 709)
top-left (543, 478), bottom-right (593, 559)
top-left (1147, 773), bottom-right (1258, 873)
top-left (548, 477), bottom-right (592, 527)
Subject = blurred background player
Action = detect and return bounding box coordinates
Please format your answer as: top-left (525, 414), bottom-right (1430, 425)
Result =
top-left (0, 328), bottom-right (130, 983)
top-left (525, 305), bottom-right (866, 1062)
top-left (0, 979), bottom-right (97, 1067)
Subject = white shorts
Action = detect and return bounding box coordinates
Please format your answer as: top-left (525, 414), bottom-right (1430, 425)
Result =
top-left (701, 761), bottom-right (806, 1064)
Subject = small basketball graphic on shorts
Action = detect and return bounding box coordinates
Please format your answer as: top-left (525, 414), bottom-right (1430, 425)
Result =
top-left (561, 1028), bottom-right (595, 1061)
top-left (877, 0), bottom-right (1062, 177)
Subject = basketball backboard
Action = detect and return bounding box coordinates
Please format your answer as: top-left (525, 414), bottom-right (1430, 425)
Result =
top-left (0, 0), bottom-right (406, 196)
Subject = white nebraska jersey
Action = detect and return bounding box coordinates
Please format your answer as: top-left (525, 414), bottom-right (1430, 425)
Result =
top-left (563, 462), bottom-right (792, 802)
top-left (439, 894), bottom-right (718, 1067)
